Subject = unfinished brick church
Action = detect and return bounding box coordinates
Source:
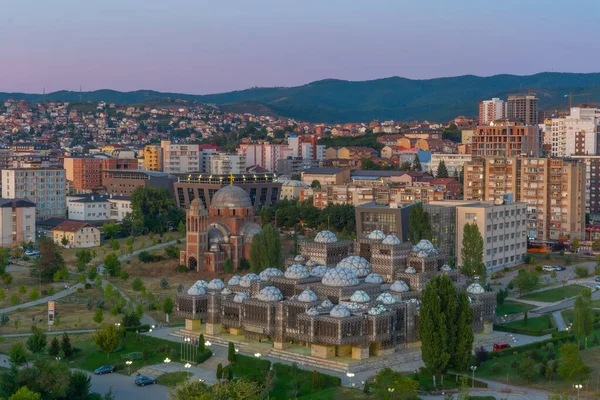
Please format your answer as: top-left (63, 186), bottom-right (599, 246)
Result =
top-left (176, 193), bottom-right (497, 360)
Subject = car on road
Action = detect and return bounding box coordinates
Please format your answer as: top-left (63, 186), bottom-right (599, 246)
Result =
top-left (596, 284), bottom-right (600, 290)
top-left (135, 376), bottom-right (157, 386)
top-left (595, 276), bottom-right (600, 282)
top-left (94, 366), bottom-right (115, 375)
top-left (555, 265), bottom-right (566, 271)
top-left (493, 342), bottom-right (511, 351)
top-left (542, 265), bottom-right (556, 272)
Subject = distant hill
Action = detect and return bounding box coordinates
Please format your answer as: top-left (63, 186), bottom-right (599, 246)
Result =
top-left (3, 72), bottom-right (600, 122)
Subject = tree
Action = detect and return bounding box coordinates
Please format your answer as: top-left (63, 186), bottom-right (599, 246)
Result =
top-left (61, 236), bottom-right (69, 246)
top-left (67, 370), bottom-right (92, 400)
top-left (160, 276), bottom-right (169, 289)
top-left (131, 186), bottom-right (184, 234)
top-left (163, 297), bottom-right (174, 316)
top-left (132, 277), bottom-right (144, 292)
top-left (93, 309), bottom-right (104, 324)
top-left (592, 238), bottom-right (600, 252)
top-left (92, 324), bottom-right (120, 359)
top-left (557, 343), bottom-right (591, 382)
top-left (177, 283), bottom-right (184, 293)
top-left (102, 222), bottom-right (120, 240)
top-left (169, 379), bottom-right (264, 400)
top-left (103, 253), bottom-right (121, 277)
top-left (28, 288), bottom-right (39, 301)
top-left (408, 202), bottom-right (432, 244)
top-left (164, 245), bottom-right (179, 259)
top-left (199, 334), bottom-right (206, 352)
top-left (573, 287), bottom-right (593, 346)
top-left (436, 160), bottom-right (449, 178)
top-left (228, 342), bottom-right (236, 364)
top-left (8, 342), bottom-right (27, 367)
top-left (510, 269), bottom-right (540, 296)
top-left (61, 333), bottom-right (73, 358)
top-left (310, 180), bottom-right (321, 189)
top-left (460, 223), bottom-right (485, 280)
top-left (178, 221), bottom-right (186, 236)
top-left (223, 258), bottom-right (233, 274)
top-left (122, 311), bottom-right (141, 328)
top-left (518, 357), bottom-right (537, 382)
top-left (0, 313), bottom-right (8, 326)
top-left (26, 327), bottom-right (46, 358)
top-left (87, 265), bottom-right (98, 281)
top-left (119, 270), bottom-right (129, 281)
top-left (249, 224), bottom-right (281, 273)
top-left (7, 387), bottom-right (41, 400)
top-left (412, 154), bottom-right (422, 172)
top-left (76, 249), bottom-right (93, 271)
top-left (111, 239), bottom-right (120, 251)
top-left (371, 367), bottom-right (419, 400)
top-left (34, 237), bottom-right (65, 282)
top-left (17, 359), bottom-right (70, 399)
top-left (48, 337), bottom-right (60, 357)
top-left (216, 363), bottom-right (223, 380)
top-left (400, 161), bottom-right (412, 171)
top-left (571, 237), bottom-right (580, 252)
top-left (453, 291), bottom-right (474, 372)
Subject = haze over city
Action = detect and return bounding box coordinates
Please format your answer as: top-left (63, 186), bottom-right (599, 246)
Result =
top-left (2, 0), bottom-right (600, 94)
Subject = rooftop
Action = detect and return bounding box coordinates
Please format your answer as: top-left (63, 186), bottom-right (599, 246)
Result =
top-left (52, 221), bottom-right (95, 232)
top-left (302, 168), bottom-right (348, 174)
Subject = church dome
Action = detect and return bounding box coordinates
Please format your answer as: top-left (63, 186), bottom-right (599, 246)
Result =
top-left (322, 267), bottom-right (359, 287)
top-left (314, 230), bottom-right (337, 243)
top-left (211, 186), bottom-right (252, 209)
top-left (336, 256), bottom-right (371, 278)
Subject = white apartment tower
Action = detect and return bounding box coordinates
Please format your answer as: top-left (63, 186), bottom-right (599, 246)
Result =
top-left (478, 98), bottom-right (507, 125)
top-left (551, 108), bottom-right (600, 157)
top-left (161, 140), bottom-right (200, 174)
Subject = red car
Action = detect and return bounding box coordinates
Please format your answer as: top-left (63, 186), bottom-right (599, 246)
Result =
top-left (493, 342), bottom-right (511, 351)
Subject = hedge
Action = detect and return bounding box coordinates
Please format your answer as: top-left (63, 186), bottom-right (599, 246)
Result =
top-left (196, 348), bottom-right (213, 364)
top-left (488, 333), bottom-right (576, 359)
top-left (272, 363), bottom-right (341, 387)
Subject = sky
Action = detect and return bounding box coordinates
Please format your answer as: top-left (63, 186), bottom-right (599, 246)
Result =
top-left (1, 0), bottom-right (599, 94)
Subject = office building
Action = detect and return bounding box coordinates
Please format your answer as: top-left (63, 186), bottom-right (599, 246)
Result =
top-left (355, 202), bottom-right (413, 240)
top-left (63, 157), bottom-right (104, 192)
top-left (478, 98), bottom-right (507, 125)
top-left (507, 94), bottom-right (539, 125)
top-left (471, 120), bottom-right (542, 158)
top-left (0, 199), bottom-right (36, 247)
top-left (102, 170), bottom-right (175, 197)
top-left (301, 168), bottom-right (350, 188)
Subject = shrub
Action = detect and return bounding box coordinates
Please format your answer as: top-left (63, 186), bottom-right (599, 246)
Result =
top-left (77, 288), bottom-right (84, 293)
top-left (160, 277), bottom-right (168, 289)
top-left (574, 266), bottom-right (589, 278)
top-left (120, 352), bottom-right (143, 360)
top-left (164, 245), bottom-right (179, 259)
top-left (1, 273), bottom-right (12, 284)
top-left (177, 283), bottom-right (184, 293)
top-left (524, 255), bottom-right (534, 265)
top-left (48, 286), bottom-right (55, 295)
top-left (535, 265), bottom-right (543, 272)
top-left (132, 277), bottom-right (144, 292)
top-left (113, 361), bottom-right (125, 371)
top-left (96, 299), bottom-right (105, 309)
top-left (196, 348), bottom-right (213, 364)
top-left (84, 283), bottom-right (92, 289)
top-left (176, 265), bottom-right (188, 273)
top-left (138, 251), bottom-right (163, 263)
top-left (474, 346), bottom-right (488, 366)
top-left (41, 289), bottom-right (48, 296)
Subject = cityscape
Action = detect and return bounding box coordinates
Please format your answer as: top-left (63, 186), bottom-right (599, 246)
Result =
top-left (2, 1), bottom-right (600, 400)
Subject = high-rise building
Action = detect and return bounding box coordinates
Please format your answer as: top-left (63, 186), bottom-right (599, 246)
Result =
top-left (237, 143), bottom-right (293, 172)
top-left (471, 120), bottom-right (542, 158)
top-left (568, 155), bottom-right (600, 222)
top-left (63, 157), bottom-right (104, 192)
top-left (2, 168), bottom-right (66, 220)
top-left (161, 140), bottom-right (200, 174)
top-left (507, 94), bottom-right (539, 125)
top-left (550, 108), bottom-right (600, 157)
top-left (143, 145), bottom-right (163, 172)
top-left (204, 153), bottom-right (246, 175)
top-left (0, 199), bottom-right (36, 247)
top-left (478, 98), bottom-right (507, 125)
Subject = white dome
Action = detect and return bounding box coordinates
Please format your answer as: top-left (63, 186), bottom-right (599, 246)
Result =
top-left (259, 268), bottom-right (283, 281)
top-left (305, 260), bottom-right (317, 268)
top-left (314, 230), bottom-right (338, 243)
top-left (376, 292), bottom-right (396, 305)
top-left (207, 279), bottom-right (225, 290)
top-left (227, 276), bottom-right (241, 286)
top-left (239, 273), bottom-right (260, 287)
top-left (306, 307), bottom-right (319, 316)
top-left (321, 299), bottom-right (334, 308)
top-left (221, 287), bottom-right (232, 295)
top-left (309, 265), bottom-right (329, 278)
top-left (258, 286), bottom-right (284, 302)
top-left (233, 292), bottom-right (250, 303)
top-left (187, 285), bottom-right (206, 295)
top-left (412, 239), bottom-right (439, 257)
top-left (336, 256), bottom-right (371, 278)
top-left (347, 302), bottom-right (362, 310)
top-left (408, 298), bottom-right (420, 308)
top-left (367, 230), bottom-right (386, 240)
top-left (390, 280), bottom-right (410, 292)
top-left (297, 289), bottom-right (318, 302)
top-left (368, 304), bottom-right (388, 315)
top-left (364, 273), bottom-right (384, 284)
top-left (321, 267), bottom-right (359, 287)
top-left (285, 264), bottom-right (310, 280)
top-left (467, 283), bottom-right (485, 294)
top-left (330, 304), bottom-right (351, 318)
top-left (382, 234), bottom-right (401, 245)
top-left (441, 264), bottom-right (452, 272)
top-left (194, 280), bottom-right (208, 288)
top-left (350, 290), bottom-right (371, 303)
top-left (293, 255), bottom-right (306, 263)
top-left (405, 267), bottom-right (417, 274)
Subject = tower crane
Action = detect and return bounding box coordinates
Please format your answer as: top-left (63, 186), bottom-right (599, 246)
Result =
top-left (564, 92), bottom-right (591, 110)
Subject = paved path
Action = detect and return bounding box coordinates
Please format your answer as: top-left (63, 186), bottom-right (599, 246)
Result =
top-left (0, 283), bottom-right (83, 314)
top-left (552, 311), bottom-right (568, 331)
top-left (505, 297), bottom-right (549, 307)
top-left (2, 329), bottom-right (95, 338)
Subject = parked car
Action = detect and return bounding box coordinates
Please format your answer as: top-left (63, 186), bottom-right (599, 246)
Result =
top-left (135, 376), bottom-right (156, 386)
top-left (94, 366), bottom-right (115, 375)
top-left (555, 265), bottom-right (566, 271)
top-left (596, 284), bottom-right (600, 290)
top-left (595, 276), bottom-right (600, 282)
top-left (493, 342), bottom-right (511, 351)
top-left (542, 265), bottom-right (556, 272)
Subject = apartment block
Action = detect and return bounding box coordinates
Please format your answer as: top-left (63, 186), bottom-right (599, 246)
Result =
top-left (0, 199), bottom-right (36, 247)
top-left (204, 153), bottom-right (246, 175)
top-left (2, 168), bottom-right (66, 220)
top-left (428, 153), bottom-right (472, 176)
top-left (277, 157), bottom-right (321, 176)
top-left (550, 108), bottom-right (600, 157)
top-left (471, 120), bottom-right (542, 158)
top-left (238, 143), bottom-right (293, 172)
top-left (63, 157), bottom-right (103, 192)
top-left (507, 94), bottom-right (539, 125)
top-left (311, 185), bottom-right (376, 209)
top-left (143, 145), bottom-right (163, 171)
top-left (161, 140), bottom-right (200, 174)
top-left (478, 98), bottom-right (507, 125)
top-left (570, 155), bottom-right (600, 221)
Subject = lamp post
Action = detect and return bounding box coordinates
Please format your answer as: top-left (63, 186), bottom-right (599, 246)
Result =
top-left (164, 357), bottom-right (171, 371)
top-left (470, 366), bottom-right (477, 388)
top-left (184, 362), bottom-right (191, 377)
top-left (126, 360), bottom-right (132, 376)
top-left (114, 322), bottom-right (121, 328)
top-left (346, 372), bottom-right (355, 387)
top-left (573, 384), bottom-right (582, 398)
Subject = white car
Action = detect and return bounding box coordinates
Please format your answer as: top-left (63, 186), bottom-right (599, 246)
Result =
top-left (542, 265), bottom-right (556, 272)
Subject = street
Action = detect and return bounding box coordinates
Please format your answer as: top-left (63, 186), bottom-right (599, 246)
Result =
top-left (88, 370), bottom-right (170, 400)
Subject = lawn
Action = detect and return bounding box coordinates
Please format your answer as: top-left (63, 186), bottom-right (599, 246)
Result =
top-left (156, 371), bottom-right (191, 387)
top-left (494, 315), bottom-right (556, 336)
top-left (496, 301), bottom-right (535, 316)
top-left (562, 309), bottom-right (600, 326)
top-left (298, 387), bottom-right (370, 400)
top-left (0, 268), bottom-right (77, 309)
top-left (521, 285), bottom-right (587, 302)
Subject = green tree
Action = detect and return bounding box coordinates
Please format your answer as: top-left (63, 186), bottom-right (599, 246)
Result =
top-left (518, 357), bottom-right (537, 383)
top-left (164, 245), bottom-right (179, 259)
top-left (17, 359), bottom-right (70, 399)
top-left (34, 237), bottom-right (65, 282)
top-left (87, 265), bottom-right (98, 281)
top-left (163, 297), bottom-right (174, 316)
top-left (92, 324), bottom-right (121, 359)
top-left (412, 154), bottom-right (422, 171)
top-left (453, 291), bottom-right (474, 372)
top-left (111, 239), bottom-right (120, 251)
top-left (310, 180), bottom-right (321, 189)
top-left (119, 269), bottom-right (129, 281)
top-left (178, 220), bottom-right (186, 236)
top-left (408, 202), bottom-right (432, 244)
top-left (400, 161), bottom-right (412, 171)
top-left (26, 327), bottom-right (46, 359)
top-left (371, 367), bottom-right (419, 400)
top-left (228, 342), bottom-right (236, 364)
top-left (7, 387), bottom-right (41, 400)
top-left (510, 269), bottom-right (540, 296)
top-left (8, 342), bottom-right (27, 367)
top-left (573, 287), bottom-right (593, 346)
top-left (160, 276), bottom-right (169, 289)
top-left (199, 334), bottom-right (205, 352)
top-left (249, 224), bottom-right (281, 273)
top-left (223, 258), bottom-right (233, 274)
top-left (61, 333), bottom-right (73, 358)
top-left (66, 370), bottom-right (92, 400)
top-left (592, 238), bottom-right (600, 252)
top-left (216, 363), bottom-right (223, 380)
top-left (132, 277), bottom-right (144, 292)
top-left (557, 343), bottom-right (590, 382)
top-left (61, 236), bottom-right (69, 246)
top-left (48, 337), bottom-right (60, 357)
top-left (28, 288), bottom-right (39, 301)
top-left (103, 253), bottom-right (121, 277)
top-left (460, 223), bottom-right (485, 280)
top-left (102, 222), bottom-right (120, 240)
top-left (436, 159), bottom-right (449, 178)
top-left (93, 309), bottom-right (104, 324)
top-left (76, 249), bottom-right (93, 271)
top-left (571, 237), bottom-right (580, 252)
top-left (131, 186), bottom-right (184, 234)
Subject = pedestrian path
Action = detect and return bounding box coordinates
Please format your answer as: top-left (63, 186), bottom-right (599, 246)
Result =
top-left (552, 311), bottom-right (567, 331)
top-left (0, 283), bottom-right (83, 314)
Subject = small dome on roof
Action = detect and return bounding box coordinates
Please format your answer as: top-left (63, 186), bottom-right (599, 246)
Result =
top-left (190, 198), bottom-right (204, 209)
top-left (405, 267), bottom-right (417, 274)
top-left (336, 256), bottom-right (371, 278)
top-left (412, 239), bottom-right (439, 257)
top-left (321, 299), bottom-right (334, 308)
top-left (297, 289), bottom-right (318, 302)
top-left (350, 290), bottom-right (371, 303)
top-left (233, 292), bottom-right (250, 303)
top-left (195, 280), bottom-right (208, 288)
top-left (227, 275), bottom-right (241, 286)
top-left (467, 283), bottom-right (485, 294)
top-left (309, 265), bottom-right (328, 278)
top-left (408, 298), bottom-right (420, 308)
top-left (239, 273), bottom-right (260, 287)
top-left (305, 260), bottom-right (317, 268)
top-left (364, 273), bottom-right (384, 284)
top-left (314, 230), bottom-right (337, 243)
top-left (240, 222), bottom-right (262, 241)
top-left (390, 280), bottom-right (410, 292)
top-left (210, 186), bottom-right (252, 209)
top-left (382, 234), bottom-right (401, 245)
top-left (322, 267), bottom-right (359, 287)
top-left (441, 264), bottom-right (452, 272)
top-left (221, 287), bottom-right (233, 295)
top-left (257, 286), bottom-right (283, 302)
top-left (368, 304), bottom-right (388, 315)
top-left (293, 255), bottom-right (306, 263)
top-left (187, 285), bottom-right (206, 295)
top-left (376, 292), bottom-right (396, 305)
top-left (259, 268), bottom-right (283, 281)
top-left (207, 279), bottom-right (225, 290)
top-left (285, 264), bottom-right (310, 280)
top-left (306, 307), bottom-right (319, 316)
top-left (330, 304), bottom-right (351, 318)
top-left (347, 302), bottom-right (362, 310)
top-left (367, 230), bottom-right (386, 240)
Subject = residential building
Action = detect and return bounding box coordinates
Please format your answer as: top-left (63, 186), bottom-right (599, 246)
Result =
top-left (478, 98), bottom-right (507, 125)
top-left (279, 180), bottom-right (310, 200)
top-left (0, 199), bottom-right (36, 247)
top-left (312, 185), bottom-right (376, 208)
top-left (66, 195), bottom-right (110, 221)
top-left (428, 153), bottom-right (471, 176)
top-left (277, 157), bottom-right (321, 176)
top-left (570, 155), bottom-right (600, 222)
top-left (204, 153), bottom-right (246, 175)
top-left (550, 107), bottom-right (600, 158)
top-left (325, 147), bottom-right (379, 161)
top-left (471, 120), bottom-right (542, 158)
top-left (102, 170), bottom-right (175, 197)
top-left (52, 221), bottom-right (100, 248)
top-left (238, 143), bottom-right (293, 172)
top-left (507, 94), bottom-right (539, 125)
top-left (2, 168), bottom-right (66, 220)
top-left (161, 140), bottom-right (200, 174)
top-left (301, 168), bottom-right (350, 188)
top-left (63, 157), bottom-right (104, 192)
top-left (461, 130), bottom-right (475, 144)
top-left (143, 145), bottom-right (163, 171)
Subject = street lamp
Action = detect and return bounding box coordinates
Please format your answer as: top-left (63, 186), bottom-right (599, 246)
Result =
top-left (126, 360), bottom-right (132, 375)
top-left (164, 357), bottom-right (171, 369)
top-left (470, 366), bottom-right (477, 388)
top-left (115, 322), bottom-right (121, 327)
top-left (205, 340), bottom-right (212, 347)
top-left (254, 353), bottom-right (261, 358)
top-left (388, 388), bottom-right (395, 393)
top-left (573, 384), bottom-right (582, 398)
top-left (235, 348), bottom-right (239, 353)
top-left (346, 372), bottom-right (355, 387)
top-left (184, 362), bottom-right (191, 377)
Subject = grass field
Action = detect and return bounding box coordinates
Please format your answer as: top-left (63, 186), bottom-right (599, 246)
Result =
top-left (0, 268), bottom-right (77, 309)
top-left (496, 301), bottom-right (536, 316)
top-left (156, 371), bottom-right (191, 387)
top-left (521, 285), bottom-right (587, 302)
top-left (298, 387), bottom-right (370, 400)
top-left (499, 315), bottom-right (554, 331)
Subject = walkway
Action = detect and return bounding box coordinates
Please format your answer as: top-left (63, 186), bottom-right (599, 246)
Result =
top-left (552, 311), bottom-right (567, 331)
top-left (0, 283), bottom-right (83, 314)
top-left (2, 329), bottom-right (96, 338)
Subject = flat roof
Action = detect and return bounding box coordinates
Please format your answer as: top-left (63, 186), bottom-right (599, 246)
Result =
top-left (302, 168), bottom-right (348, 174)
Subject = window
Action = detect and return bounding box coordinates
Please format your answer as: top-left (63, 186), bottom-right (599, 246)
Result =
top-left (465, 213), bottom-right (477, 220)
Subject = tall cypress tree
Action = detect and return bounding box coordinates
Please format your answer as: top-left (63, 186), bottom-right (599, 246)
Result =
top-left (453, 291), bottom-right (474, 371)
top-left (460, 223), bottom-right (485, 280)
top-left (412, 154), bottom-right (422, 171)
top-left (408, 203), bottom-right (432, 244)
top-left (436, 160), bottom-right (449, 178)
